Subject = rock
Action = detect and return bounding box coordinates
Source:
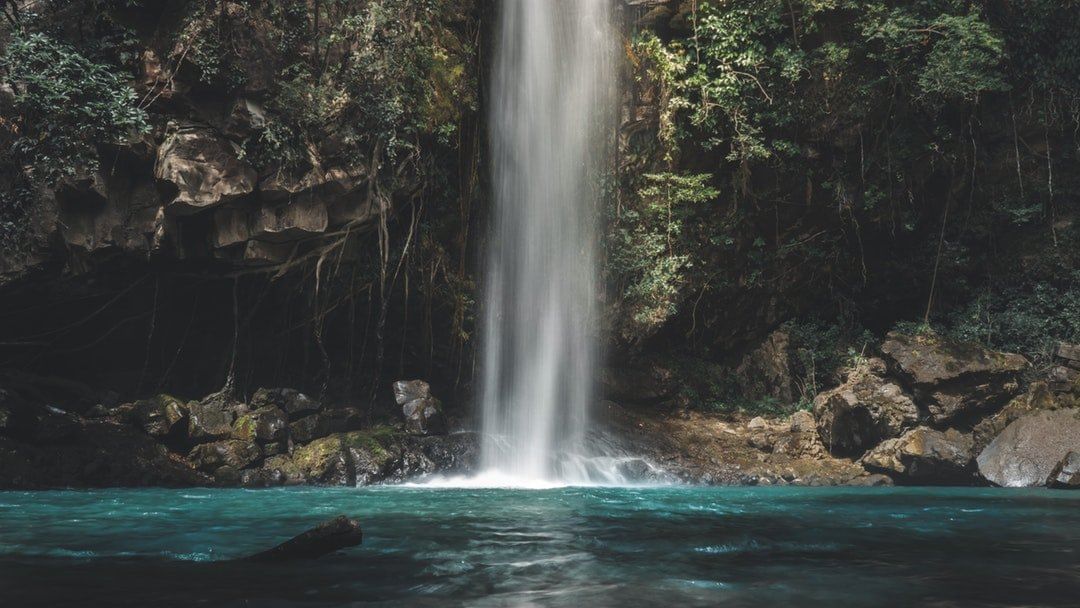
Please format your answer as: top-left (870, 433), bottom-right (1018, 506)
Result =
top-left (243, 515), bottom-right (362, 562)
top-left (845, 474), bottom-right (895, 487)
top-left (154, 121), bottom-right (256, 213)
top-left (187, 392), bottom-right (243, 443)
top-left (232, 406), bottom-right (288, 444)
top-left (813, 358), bottom-right (919, 456)
top-left (976, 408), bottom-right (1080, 487)
top-left (972, 382), bottom-right (1057, 455)
top-left (289, 412), bottom-right (330, 444)
top-left (289, 408), bottom-right (362, 444)
top-left (746, 416), bottom-right (767, 430)
top-left (861, 427), bottom-right (975, 483)
top-left (342, 430), bottom-right (402, 485)
top-left (393, 380), bottom-right (446, 436)
top-left (0, 420), bottom-right (208, 488)
top-left (1048, 365), bottom-right (1079, 394)
top-left (265, 435), bottom-right (351, 485)
top-left (133, 395), bottom-right (187, 438)
top-left (789, 410), bottom-right (816, 433)
top-left (1055, 342), bottom-right (1080, 368)
top-left (1047, 452), bottom-right (1080, 489)
top-left (251, 388), bottom-right (321, 420)
top-left (187, 440), bottom-right (262, 473)
top-left (771, 431), bottom-right (829, 459)
top-left (880, 332), bottom-right (1028, 424)
top-left (736, 330), bottom-right (798, 407)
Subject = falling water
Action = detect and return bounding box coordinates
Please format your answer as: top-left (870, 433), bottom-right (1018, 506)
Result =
top-left (479, 0), bottom-right (617, 483)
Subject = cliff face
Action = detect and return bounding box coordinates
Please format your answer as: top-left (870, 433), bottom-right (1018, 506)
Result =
top-left (0, 0), bottom-right (485, 405)
top-left (0, 1), bottom-right (1078, 465)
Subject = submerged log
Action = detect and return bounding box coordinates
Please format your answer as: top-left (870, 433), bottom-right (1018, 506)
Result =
top-left (243, 515), bottom-right (363, 561)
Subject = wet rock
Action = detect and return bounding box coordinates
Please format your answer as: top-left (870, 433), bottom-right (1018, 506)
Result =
top-left (133, 395), bottom-right (187, 438)
top-left (155, 121), bottom-right (256, 213)
top-left (1047, 452), bottom-right (1080, 489)
top-left (251, 388), bottom-right (321, 420)
top-left (244, 515), bottom-right (362, 562)
top-left (736, 330), bottom-right (798, 406)
top-left (393, 380), bottom-right (446, 436)
top-left (341, 430), bottom-right (402, 486)
top-left (972, 382), bottom-right (1058, 455)
top-left (264, 435), bottom-right (351, 485)
top-left (289, 413), bottom-right (330, 444)
top-left (813, 358), bottom-right (919, 456)
top-left (232, 406), bottom-right (288, 444)
top-left (880, 332), bottom-right (1028, 424)
top-left (976, 409), bottom-right (1080, 487)
top-left (33, 407), bottom-right (82, 444)
top-left (845, 473), bottom-right (895, 487)
top-left (187, 392), bottom-right (243, 443)
top-left (861, 427), bottom-right (975, 483)
top-left (187, 440), bottom-right (262, 473)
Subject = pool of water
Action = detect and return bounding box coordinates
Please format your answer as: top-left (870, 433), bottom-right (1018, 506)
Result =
top-left (1, 486), bottom-right (1078, 607)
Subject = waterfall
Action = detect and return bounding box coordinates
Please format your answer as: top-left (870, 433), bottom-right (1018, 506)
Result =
top-left (478, 0), bottom-right (616, 483)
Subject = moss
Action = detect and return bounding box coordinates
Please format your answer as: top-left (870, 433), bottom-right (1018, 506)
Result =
top-left (232, 414), bottom-right (257, 442)
top-left (340, 426), bottom-right (400, 461)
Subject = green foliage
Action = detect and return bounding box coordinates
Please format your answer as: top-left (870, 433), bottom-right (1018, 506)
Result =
top-left (943, 274), bottom-right (1080, 364)
top-left (608, 173), bottom-right (718, 336)
top-left (784, 317), bottom-right (874, 404)
top-left (1, 30), bottom-right (149, 184)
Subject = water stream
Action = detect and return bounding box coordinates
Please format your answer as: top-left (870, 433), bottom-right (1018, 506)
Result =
top-left (479, 0), bottom-right (617, 483)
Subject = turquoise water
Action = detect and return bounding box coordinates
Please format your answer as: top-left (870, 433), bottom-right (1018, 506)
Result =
top-left (1, 487), bottom-right (1078, 607)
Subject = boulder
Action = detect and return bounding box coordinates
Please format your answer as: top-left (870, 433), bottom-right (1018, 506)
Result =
top-left (251, 388), bottom-right (321, 420)
top-left (880, 332), bottom-right (1028, 424)
top-left (813, 358), bottom-right (919, 456)
top-left (232, 406), bottom-right (288, 444)
top-left (393, 380), bottom-right (446, 436)
top-left (971, 382), bottom-right (1057, 455)
top-left (1047, 452), bottom-right (1080, 489)
top-left (187, 440), bottom-right (261, 473)
top-left (861, 427), bottom-right (974, 483)
top-left (264, 435), bottom-right (351, 485)
top-left (187, 393), bottom-right (242, 443)
top-left (154, 121), bottom-right (256, 213)
top-left (341, 430), bottom-right (402, 486)
top-left (288, 408), bottom-right (362, 444)
top-left (133, 395), bottom-right (187, 438)
top-left (1049, 342), bottom-right (1080, 394)
top-left (976, 408), bottom-right (1080, 487)
top-left (736, 330), bottom-right (798, 406)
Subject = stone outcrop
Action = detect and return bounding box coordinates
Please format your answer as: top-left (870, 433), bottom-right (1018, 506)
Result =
top-left (971, 382), bottom-right (1058, 455)
top-left (394, 380), bottom-right (446, 436)
top-left (187, 392), bottom-right (243, 442)
top-left (251, 388), bottom-right (321, 419)
top-left (155, 121), bottom-right (256, 213)
top-left (880, 332), bottom-right (1028, 424)
top-left (1047, 452), bottom-right (1080, 489)
top-left (1049, 342), bottom-right (1080, 394)
top-left (736, 330), bottom-right (799, 406)
top-left (813, 358), bottom-right (919, 456)
top-left (232, 406), bottom-right (288, 444)
top-left (188, 439), bottom-right (262, 475)
top-left (861, 427), bottom-right (975, 483)
top-left (133, 395), bottom-right (187, 438)
top-left (976, 408), bottom-right (1080, 487)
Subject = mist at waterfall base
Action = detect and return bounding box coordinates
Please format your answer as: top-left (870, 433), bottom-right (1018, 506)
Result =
top-left (475, 0), bottom-right (619, 485)
top-left (4, 486), bottom-right (1080, 607)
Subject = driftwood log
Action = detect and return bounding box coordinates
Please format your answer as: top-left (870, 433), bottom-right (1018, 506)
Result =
top-left (243, 515), bottom-right (363, 561)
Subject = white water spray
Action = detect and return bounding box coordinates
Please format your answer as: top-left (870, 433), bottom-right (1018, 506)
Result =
top-left (478, 0), bottom-right (617, 483)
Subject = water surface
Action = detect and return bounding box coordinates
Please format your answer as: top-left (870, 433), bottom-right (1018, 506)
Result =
top-left (1, 486), bottom-right (1078, 607)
